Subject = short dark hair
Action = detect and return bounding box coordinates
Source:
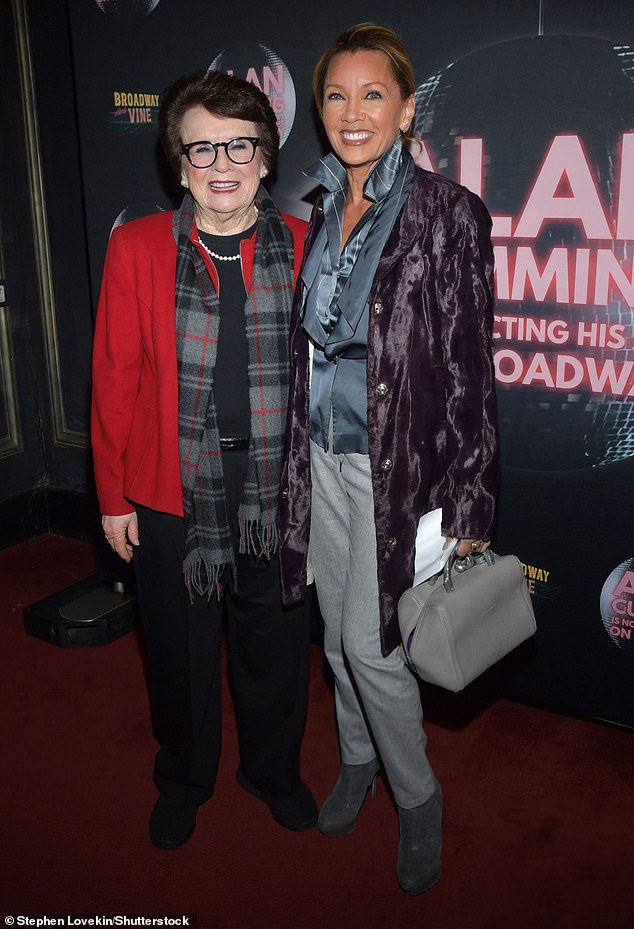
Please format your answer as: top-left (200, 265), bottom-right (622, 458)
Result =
top-left (312, 23), bottom-right (416, 142)
top-left (159, 69), bottom-right (279, 175)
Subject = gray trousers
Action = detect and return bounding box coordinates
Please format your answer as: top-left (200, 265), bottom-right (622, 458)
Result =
top-left (308, 438), bottom-right (436, 809)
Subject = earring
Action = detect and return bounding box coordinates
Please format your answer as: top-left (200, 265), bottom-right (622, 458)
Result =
top-left (181, 177), bottom-right (188, 188)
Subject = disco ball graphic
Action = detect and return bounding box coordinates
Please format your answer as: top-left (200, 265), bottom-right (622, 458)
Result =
top-left (111, 203), bottom-right (165, 235)
top-left (93, 0), bottom-right (161, 19)
top-left (209, 43), bottom-right (296, 147)
top-left (413, 36), bottom-right (634, 471)
top-left (600, 558), bottom-right (634, 650)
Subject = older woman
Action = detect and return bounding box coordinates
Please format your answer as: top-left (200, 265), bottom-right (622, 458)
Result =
top-left (92, 70), bottom-right (316, 849)
top-left (279, 24), bottom-right (498, 893)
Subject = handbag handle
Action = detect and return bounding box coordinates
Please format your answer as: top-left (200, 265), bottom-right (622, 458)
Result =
top-left (442, 547), bottom-right (495, 593)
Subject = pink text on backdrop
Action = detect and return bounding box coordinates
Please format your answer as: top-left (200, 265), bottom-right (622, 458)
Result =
top-left (414, 133), bottom-right (634, 397)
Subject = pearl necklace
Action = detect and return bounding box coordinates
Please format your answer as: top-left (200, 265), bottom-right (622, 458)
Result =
top-left (198, 239), bottom-right (241, 262)
top-left (197, 205), bottom-right (258, 263)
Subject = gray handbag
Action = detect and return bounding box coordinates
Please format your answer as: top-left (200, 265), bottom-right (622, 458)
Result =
top-left (398, 549), bottom-right (537, 692)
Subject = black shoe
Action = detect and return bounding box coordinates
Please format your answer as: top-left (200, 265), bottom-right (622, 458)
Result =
top-left (236, 768), bottom-right (317, 831)
top-left (396, 781), bottom-right (443, 894)
top-left (317, 758), bottom-right (380, 837)
top-left (149, 795), bottom-right (198, 850)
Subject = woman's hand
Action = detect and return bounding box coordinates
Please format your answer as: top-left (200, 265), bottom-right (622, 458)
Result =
top-left (447, 537), bottom-right (491, 558)
top-left (102, 512), bottom-right (139, 562)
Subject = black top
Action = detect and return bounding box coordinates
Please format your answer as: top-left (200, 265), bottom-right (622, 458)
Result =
top-left (199, 225), bottom-right (254, 439)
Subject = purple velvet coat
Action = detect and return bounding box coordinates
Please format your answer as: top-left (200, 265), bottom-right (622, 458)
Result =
top-left (279, 168), bottom-right (499, 655)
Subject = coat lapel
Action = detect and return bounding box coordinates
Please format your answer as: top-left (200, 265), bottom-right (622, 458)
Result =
top-left (374, 172), bottom-right (430, 281)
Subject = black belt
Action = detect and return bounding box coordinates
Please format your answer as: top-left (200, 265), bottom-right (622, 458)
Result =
top-left (219, 436), bottom-right (249, 451)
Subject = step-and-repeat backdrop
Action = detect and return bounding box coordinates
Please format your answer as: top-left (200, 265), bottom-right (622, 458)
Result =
top-left (67, 0), bottom-right (634, 727)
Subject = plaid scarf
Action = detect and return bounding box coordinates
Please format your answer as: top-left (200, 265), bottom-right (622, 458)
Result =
top-left (173, 189), bottom-right (295, 599)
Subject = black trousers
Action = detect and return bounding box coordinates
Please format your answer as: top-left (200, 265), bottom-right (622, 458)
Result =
top-left (133, 453), bottom-right (311, 807)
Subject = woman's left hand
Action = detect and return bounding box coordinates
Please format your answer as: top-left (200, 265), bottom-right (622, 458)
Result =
top-left (448, 537), bottom-right (491, 558)
top-left (102, 512), bottom-right (139, 562)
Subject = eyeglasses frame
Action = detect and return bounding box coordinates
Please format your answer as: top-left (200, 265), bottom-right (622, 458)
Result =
top-left (180, 137), bottom-right (262, 168)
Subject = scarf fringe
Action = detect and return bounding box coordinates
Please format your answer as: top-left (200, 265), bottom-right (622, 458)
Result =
top-left (184, 558), bottom-right (232, 603)
top-left (182, 520), bottom-right (278, 605)
top-left (239, 518), bottom-right (279, 559)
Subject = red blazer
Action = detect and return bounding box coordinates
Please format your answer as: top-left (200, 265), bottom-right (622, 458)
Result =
top-left (91, 208), bottom-right (307, 517)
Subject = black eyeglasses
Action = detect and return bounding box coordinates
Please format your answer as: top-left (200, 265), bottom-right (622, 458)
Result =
top-left (181, 137), bottom-right (262, 168)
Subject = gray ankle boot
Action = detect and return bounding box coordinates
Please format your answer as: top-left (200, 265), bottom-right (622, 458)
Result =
top-left (396, 780), bottom-right (442, 894)
top-left (317, 758), bottom-right (380, 837)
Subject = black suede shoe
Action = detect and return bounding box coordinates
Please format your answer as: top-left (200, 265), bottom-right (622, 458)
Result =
top-left (396, 780), bottom-right (443, 894)
top-left (317, 759), bottom-right (380, 837)
top-left (236, 768), bottom-right (317, 831)
top-left (149, 795), bottom-right (198, 850)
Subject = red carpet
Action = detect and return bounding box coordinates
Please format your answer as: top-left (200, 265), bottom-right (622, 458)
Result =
top-left (1, 535), bottom-right (632, 928)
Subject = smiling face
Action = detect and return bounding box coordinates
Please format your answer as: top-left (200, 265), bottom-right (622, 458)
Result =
top-left (179, 105), bottom-right (266, 234)
top-left (321, 49), bottom-right (415, 183)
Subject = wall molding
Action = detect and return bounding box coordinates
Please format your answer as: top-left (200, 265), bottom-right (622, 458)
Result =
top-left (12, 0), bottom-right (88, 449)
top-left (0, 486), bottom-right (98, 550)
top-left (0, 219), bottom-right (22, 457)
